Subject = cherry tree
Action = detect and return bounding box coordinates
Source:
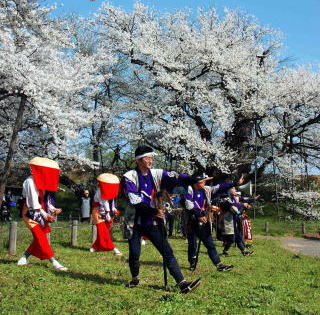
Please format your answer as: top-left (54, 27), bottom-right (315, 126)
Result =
top-left (280, 190), bottom-right (320, 220)
top-left (64, 14), bottom-right (138, 174)
top-left (0, 0), bottom-right (105, 204)
top-left (97, 3), bottom-right (320, 179)
top-left (1, 1), bottom-right (319, 209)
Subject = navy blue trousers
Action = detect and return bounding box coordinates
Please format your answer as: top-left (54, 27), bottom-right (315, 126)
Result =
top-left (187, 221), bottom-right (221, 266)
top-left (165, 212), bottom-right (174, 236)
top-left (128, 223), bottom-right (184, 284)
top-left (223, 230), bottom-right (245, 252)
top-left (223, 214), bottom-right (246, 253)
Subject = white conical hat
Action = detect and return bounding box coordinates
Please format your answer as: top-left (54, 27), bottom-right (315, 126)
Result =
top-left (28, 157), bottom-right (60, 170)
top-left (97, 173), bottom-right (119, 184)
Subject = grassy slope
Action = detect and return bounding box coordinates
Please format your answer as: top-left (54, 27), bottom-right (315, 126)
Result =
top-left (0, 222), bottom-right (319, 315)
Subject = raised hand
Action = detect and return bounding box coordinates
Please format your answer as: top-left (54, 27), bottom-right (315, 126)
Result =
top-left (237, 173), bottom-right (246, 186)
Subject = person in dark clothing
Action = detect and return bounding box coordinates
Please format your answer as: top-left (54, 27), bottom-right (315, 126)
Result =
top-left (220, 187), bottom-right (253, 257)
top-left (184, 172), bottom-right (234, 271)
top-left (123, 145), bottom-right (201, 293)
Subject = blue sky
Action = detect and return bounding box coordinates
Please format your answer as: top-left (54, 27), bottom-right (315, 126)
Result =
top-left (45, 0), bottom-right (320, 67)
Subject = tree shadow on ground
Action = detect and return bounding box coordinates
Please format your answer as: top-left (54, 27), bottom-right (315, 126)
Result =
top-left (139, 260), bottom-right (163, 267)
top-left (0, 259), bottom-right (45, 267)
top-left (167, 235), bottom-right (185, 240)
top-left (114, 239), bottom-right (129, 243)
top-left (52, 269), bottom-right (127, 286)
top-left (139, 260), bottom-right (189, 270)
top-left (58, 242), bottom-right (89, 251)
top-left (145, 283), bottom-right (169, 291)
top-left (0, 258), bottom-right (19, 265)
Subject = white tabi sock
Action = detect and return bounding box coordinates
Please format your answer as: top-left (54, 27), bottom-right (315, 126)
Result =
top-left (113, 248), bottom-right (122, 255)
top-left (50, 258), bottom-right (67, 270)
top-left (17, 256), bottom-right (29, 265)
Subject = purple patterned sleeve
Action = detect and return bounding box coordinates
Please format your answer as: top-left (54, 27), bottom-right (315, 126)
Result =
top-left (124, 178), bottom-right (138, 194)
top-left (232, 201), bottom-right (242, 209)
top-left (161, 171), bottom-right (190, 193)
top-left (184, 193), bottom-right (203, 217)
top-left (124, 178), bottom-right (143, 205)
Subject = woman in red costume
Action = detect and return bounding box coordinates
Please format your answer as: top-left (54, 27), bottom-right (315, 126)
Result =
top-left (90, 173), bottom-right (122, 256)
top-left (17, 157), bottom-right (67, 270)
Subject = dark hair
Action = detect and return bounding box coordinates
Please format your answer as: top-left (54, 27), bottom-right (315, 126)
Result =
top-left (135, 145), bottom-right (155, 158)
top-left (190, 171), bottom-right (208, 185)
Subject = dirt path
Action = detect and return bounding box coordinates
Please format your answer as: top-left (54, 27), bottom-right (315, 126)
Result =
top-left (255, 235), bottom-right (320, 258)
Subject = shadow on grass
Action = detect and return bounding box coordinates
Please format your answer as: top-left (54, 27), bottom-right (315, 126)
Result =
top-left (139, 260), bottom-right (189, 270)
top-left (140, 260), bottom-right (163, 267)
top-left (0, 259), bottom-right (19, 265)
top-left (145, 283), bottom-right (169, 291)
top-left (167, 235), bottom-right (186, 240)
top-left (0, 259), bottom-right (45, 267)
top-left (52, 269), bottom-right (128, 286)
top-left (113, 239), bottom-right (129, 244)
top-left (58, 242), bottom-right (89, 251)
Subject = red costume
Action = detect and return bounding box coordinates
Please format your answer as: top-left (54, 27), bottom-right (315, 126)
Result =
top-left (22, 157), bottom-right (60, 260)
top-left (91, 173), bottom-right (121, 254)
top-left (242, 212), bottom-right (253, 243)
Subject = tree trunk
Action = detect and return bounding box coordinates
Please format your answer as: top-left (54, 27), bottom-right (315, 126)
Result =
top-left (0, 95), bottom-right (27, 207)
top-left (92, 143), bottom-right (100, 163)
top-left (225, 115), bottom-right (254, 174)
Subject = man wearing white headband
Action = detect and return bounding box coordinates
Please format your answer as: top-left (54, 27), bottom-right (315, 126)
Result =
top-left (123, 145), bottom-right (201, 293)
top-left (17, 157), bottom-right (67, 271)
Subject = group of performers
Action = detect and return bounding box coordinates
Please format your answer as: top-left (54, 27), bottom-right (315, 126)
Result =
top-left (17, 145), bottom-right (256, 294)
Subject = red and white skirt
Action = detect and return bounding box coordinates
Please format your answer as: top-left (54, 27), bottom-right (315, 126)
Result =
top-left (242, 217), bottom-right (253, 242)
top-left (92, 221), bottom-right (115, 252)
top-left (27, 223), bottom-right (54, 260)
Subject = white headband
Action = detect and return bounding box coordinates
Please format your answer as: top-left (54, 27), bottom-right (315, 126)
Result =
top-left (135, 152), bottom-right (157, 160)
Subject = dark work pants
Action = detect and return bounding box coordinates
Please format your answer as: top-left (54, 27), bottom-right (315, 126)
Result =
top-left (187, 232), bottom-right (198, 264)
top-left (235, 217), bottom-right (246, 249)
top-left (180, 211), bottom-right (188, 237)
top-left (128, 224), bottom-right (184, 284)
top-left (187, 221), bottom-right (221, 266)
top-left (223, 232), bottom-right (245, 253)
top-left (165, 212), bottom-right (174, 236)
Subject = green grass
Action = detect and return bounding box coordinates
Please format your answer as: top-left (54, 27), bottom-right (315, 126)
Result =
top-left (0, 221), bottom-right (320, 314)
top-left (252, 217), bottom-right (320, 237)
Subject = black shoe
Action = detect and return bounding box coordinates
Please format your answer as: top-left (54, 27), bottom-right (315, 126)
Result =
top-left (189, 263), bottom-right (197, 271)
top-left (189, 258), bottom-right (197, 271)
top-left (125, 279), bottom-right (140, 288)
top-left (179, 278), bottom-right (201, 294)
top-left (220, 251), bottom-right (230, 257)
top-left (216, 263), bottom-right (234, 272)
top-left (242, 251), bottom-right (254, 256)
